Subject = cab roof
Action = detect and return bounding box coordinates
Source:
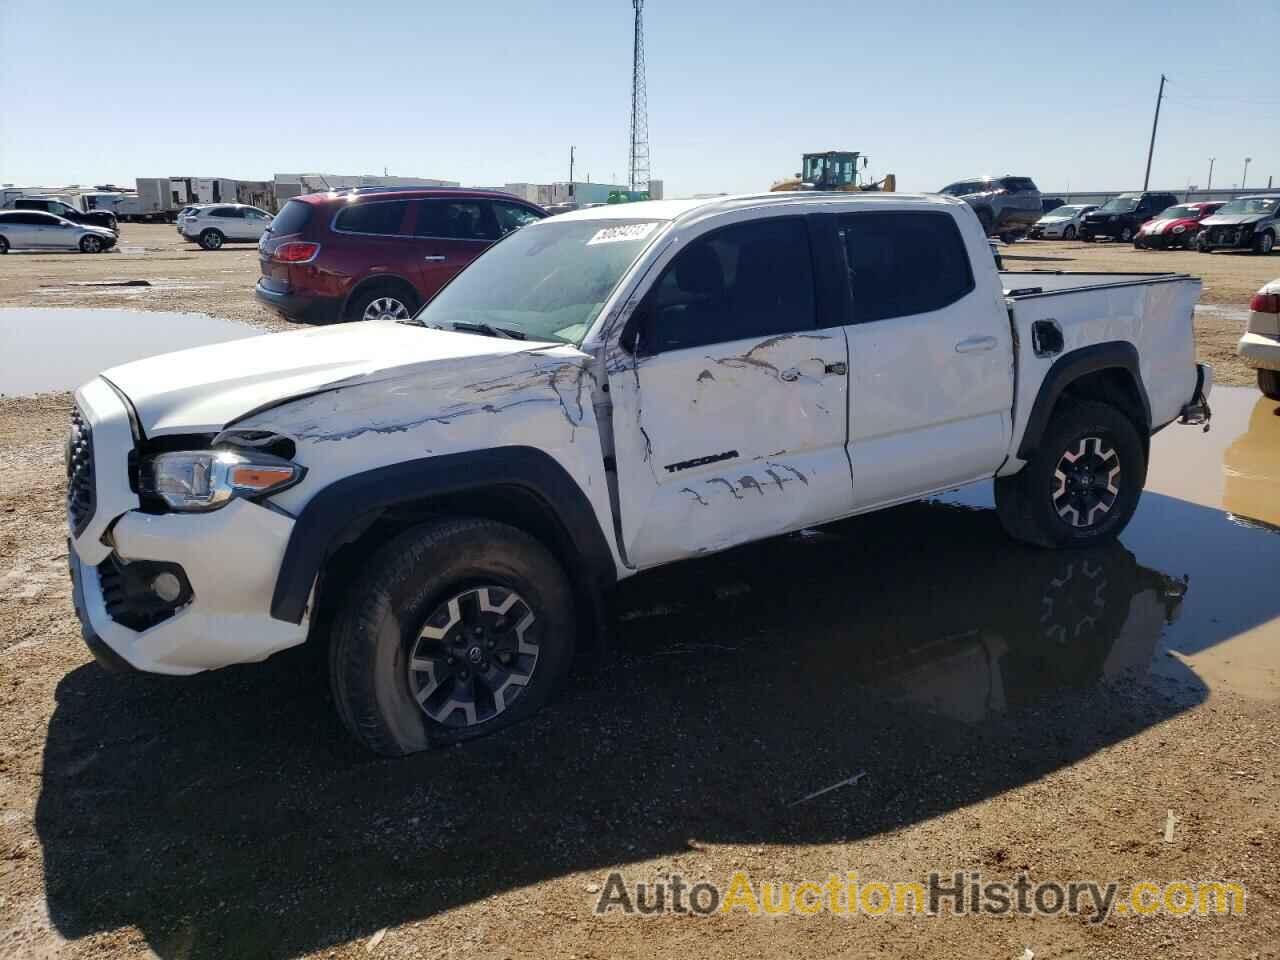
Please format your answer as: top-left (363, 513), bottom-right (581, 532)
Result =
top-left (548, 191), bottom-right (959, 226)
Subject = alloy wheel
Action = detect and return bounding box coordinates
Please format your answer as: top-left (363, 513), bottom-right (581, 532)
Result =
top-left (1052, 436), bottom-right (1121, 528)
top-left (361, 296), bottom-right (411, 322)
top-left (407, 585), bottom-right (540, 727)
top-left (83, 236), bottom-right (102, 253)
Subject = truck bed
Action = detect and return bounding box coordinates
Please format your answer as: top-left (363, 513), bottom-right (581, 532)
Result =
top-left (997, 270), bottom-right (1202, 474)
top-left (1000, 270), bottom-right (1191, 297)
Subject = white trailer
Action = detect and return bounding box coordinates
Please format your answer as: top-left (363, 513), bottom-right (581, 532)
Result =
top-left (115, 179), bottom-right (177, 222)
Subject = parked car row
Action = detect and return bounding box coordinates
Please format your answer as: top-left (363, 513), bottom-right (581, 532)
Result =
top-left (1025, 192), bottom-right (1279, 255)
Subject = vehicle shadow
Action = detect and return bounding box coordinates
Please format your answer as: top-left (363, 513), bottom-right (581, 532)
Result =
top-left (35, 493), bottom-right (1279, 958)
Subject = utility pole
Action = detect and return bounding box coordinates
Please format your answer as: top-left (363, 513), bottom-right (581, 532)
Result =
top-left (1142, 74), bottom-right (1166, 191)
top-left (1206, 157), bottom-right (1215, 192)
top-left (1242, 157), bottom-right (1251, 190)
top-left (569, 146), bottom-right (575, 200)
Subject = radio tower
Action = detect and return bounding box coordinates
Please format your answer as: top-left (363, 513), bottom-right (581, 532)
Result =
top-left (628, 0), bottom-right (650, 194)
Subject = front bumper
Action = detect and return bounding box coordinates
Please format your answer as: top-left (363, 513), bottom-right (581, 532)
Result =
top-left (68, 380), bottom-right (309, 675)
top-left (254, 280), bottom-right (342, 324)
top-left (1238, 332), bottom-right (1280, 372)
top-left (1199, 227), bottom-right (1254, 250)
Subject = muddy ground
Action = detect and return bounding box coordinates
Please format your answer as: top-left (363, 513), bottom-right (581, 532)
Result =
top-left (1, 225), bottom-right (1280, 959)
top-left (0, 223), bottom-right (1275, 386)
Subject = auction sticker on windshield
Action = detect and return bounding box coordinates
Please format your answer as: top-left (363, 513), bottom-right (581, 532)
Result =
top-left (587, 222), bottom-right (659, 245)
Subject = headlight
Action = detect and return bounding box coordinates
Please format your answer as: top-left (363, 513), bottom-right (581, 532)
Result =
top-left (142, 449), bottom-right (302, 512)
top-left (1172, 225), bottom-right (1186, 234)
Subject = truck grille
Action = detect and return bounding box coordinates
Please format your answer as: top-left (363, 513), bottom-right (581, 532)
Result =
top-left (67, 405), bottom-right (96, 536)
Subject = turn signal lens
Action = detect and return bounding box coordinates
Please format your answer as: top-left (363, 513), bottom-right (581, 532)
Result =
top-left (229, 465), bottom-right (296, 490)
top-left (273, 241), bottom-right (320, 263)
top-left (1249, 292), bottom-right (1280, 314)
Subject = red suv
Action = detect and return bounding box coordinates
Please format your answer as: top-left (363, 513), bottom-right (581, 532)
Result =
top-left (254, 188), bottom-right (547, 323)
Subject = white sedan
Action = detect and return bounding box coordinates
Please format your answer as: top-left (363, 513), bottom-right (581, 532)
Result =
top-left (0, 210), bottom-right (118, 253)
top-left (1029, 204), bottom-right (1097, 241)
top-left (180, 204), bottom-right (273, 250)
top-left (1239, 278), bottom-right (1280, 399)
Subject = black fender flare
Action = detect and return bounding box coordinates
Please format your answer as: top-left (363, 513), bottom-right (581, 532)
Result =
top-left (270, 447), bottom-right (617, 624)
top-left (1016, 342), bottom-right (1151, 461)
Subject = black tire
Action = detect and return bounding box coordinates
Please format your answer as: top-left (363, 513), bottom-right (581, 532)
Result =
top-left (1259, 368), bottom-right (1280, 400)
top-left (1252, 230), bottom-right (1275, 255)
top-left (1081, 233), bottom-right (1095, 243)
top-left (0, 235), bottom-right (8, 254)
top-left (995, 401), bottom-right (1146, 549)
top-left (976, 208), bottom-right (994, 235)
top-left (1119, 226), bottom-right (1134, 243)
top-left (328, 517), bottom-right (576, 755)
top-left (198, 229), bottom-right (224, 250)
top-left (1133, 237), bottom-right (1146, 249)
top-left (1196, 237), bottom-right (1211, 253)
top-left (345, 284), bottom-right (420, 323)
top-left (1063, 225), bottom-right (1076, 241)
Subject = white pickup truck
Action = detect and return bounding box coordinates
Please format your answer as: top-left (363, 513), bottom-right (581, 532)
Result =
top-left (67, 192), bottom-right (1212, 754)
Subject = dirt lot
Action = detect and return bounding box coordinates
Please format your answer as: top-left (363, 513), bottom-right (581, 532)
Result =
top-left (2, 224), bottom-right (1280, 959)
top-left (0, 223), bottom-right (1276, 385)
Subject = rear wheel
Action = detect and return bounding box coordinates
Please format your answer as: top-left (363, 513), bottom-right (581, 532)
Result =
top-left (347, 285), bottom-right (420, 323)
top-left (1119, 226), bottom-right (1134, 243)
top-left (1259, 368), bottom-right (1280, 400)
top-left (1253, 230), bottom-right (1275, 255)
top-left (995, 401), bottom-right (1146, 549)
top-left (328, 518), bottom-right (576, 755)
top-left (79, 235), bottom-right (103, 253)
top-left (198, 229), bottom-right (224, 250)
top-left (0, 235), bottom-right (8, 254)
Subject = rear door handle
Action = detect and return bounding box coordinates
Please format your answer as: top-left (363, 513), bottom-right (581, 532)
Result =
top-left (423, 255), bottom-right (447, 262)
top-left (955, 336), bottom-right (998, 353)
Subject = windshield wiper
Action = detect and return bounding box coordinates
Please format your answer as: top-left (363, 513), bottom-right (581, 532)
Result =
top-left (449, 321), bottom-right (527, 340)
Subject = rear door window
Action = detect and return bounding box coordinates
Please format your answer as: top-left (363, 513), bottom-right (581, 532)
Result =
top-left (837, 211), bottom-right (975, 323)
top-left (414, 200), bottom-right (499, 241)
top-left (334, 200), bottom-right (410, 236)
top-left (645, 216), bottom-right (815, 353)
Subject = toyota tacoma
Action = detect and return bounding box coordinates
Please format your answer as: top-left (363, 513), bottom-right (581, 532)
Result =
top-left (67, 193), bottom-right (1213, 754)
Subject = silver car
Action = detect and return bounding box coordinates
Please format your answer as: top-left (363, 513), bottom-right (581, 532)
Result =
top-left (0, 211), bottom-right (117, 253)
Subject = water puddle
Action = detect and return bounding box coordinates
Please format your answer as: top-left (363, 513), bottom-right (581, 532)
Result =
top-left (0, 307), bottom-right (259, 396)
top-left (617, 387), bottom-right (1280, 720)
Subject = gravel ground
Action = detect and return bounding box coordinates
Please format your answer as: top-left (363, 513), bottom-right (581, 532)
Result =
top-left (0, 224), bottom-right (1278, 960)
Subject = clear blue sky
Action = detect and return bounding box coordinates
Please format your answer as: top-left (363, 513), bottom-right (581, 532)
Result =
top-left (2, 0), bottom-right (1278, 195)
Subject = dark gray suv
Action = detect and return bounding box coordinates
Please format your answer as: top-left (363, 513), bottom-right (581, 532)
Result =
top-left (937, 176), bottom-right (1042, 242)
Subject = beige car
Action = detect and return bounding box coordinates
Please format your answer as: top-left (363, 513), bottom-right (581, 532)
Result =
top-left (1238, 278), bottom-right (1280, 399)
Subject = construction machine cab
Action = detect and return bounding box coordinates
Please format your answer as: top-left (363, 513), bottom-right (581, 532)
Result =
top-left (801, 151), bottom-right (865, 190)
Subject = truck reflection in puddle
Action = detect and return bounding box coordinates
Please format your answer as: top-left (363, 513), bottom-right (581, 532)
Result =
top-left (615, 500), bottom-right (1190, 723)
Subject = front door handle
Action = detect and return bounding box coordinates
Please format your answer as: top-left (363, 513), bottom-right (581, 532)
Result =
top-left (423, 255), bottom-right (447, 262)
top-left (955, 336), bottom-right (998, 354)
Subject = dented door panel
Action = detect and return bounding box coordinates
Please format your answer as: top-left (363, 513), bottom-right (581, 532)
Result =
top-left (607, 331), bottom-right (852, 568)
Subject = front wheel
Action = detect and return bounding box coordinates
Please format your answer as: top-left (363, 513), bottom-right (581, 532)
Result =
top-left (1260, 368), bottom-right (1280, 400)
top-left (1063, 225), bottom-right (1076, 241)
top-left (1133, 237), bottom-right (1146, 249)
top-left (328, 518), bottom-right (576, 755)
top-left (79, 235), bottom-right (104, 253)
top-left (0, 235), bottom-right (8, 254)
top-left (198, 229), bottom-right (224, 250)
top-left (1253, 230), bottom-right (1275, 255)
top-left (995, 401), bottom-right (1146, 549)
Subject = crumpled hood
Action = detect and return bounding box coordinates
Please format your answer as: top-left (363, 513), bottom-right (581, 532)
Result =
top-left (1201, 213), bottom-right (1269, 227)
top-left (100, 321), bottom-right (559, 436)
